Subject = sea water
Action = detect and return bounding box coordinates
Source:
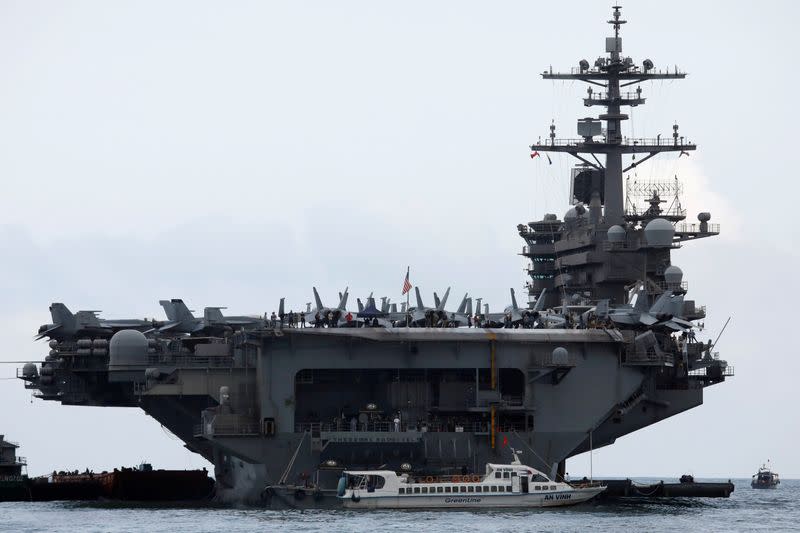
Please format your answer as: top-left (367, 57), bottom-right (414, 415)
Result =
top-left (0, 478), bottom-right (796, 532)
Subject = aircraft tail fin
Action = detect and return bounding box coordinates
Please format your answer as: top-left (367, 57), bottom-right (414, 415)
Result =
top-left (170, 299), bottom-right (195, 322)
top-left (649, 290), bottom-right (674, 316)
top-left (312, 287), bottom-right (324, 311)
top-left (390, 303), bottom-right (398, 313)
top-left (279, 297), bottom-right (285, 317)
top-left (159, 300), bottom-right (177, 321)
top-left (457, 293), bottom-right (469, 314)
top-left (415, 287), bottom-right (424, 309)
top-left (466, 297), bottom-right (473, 316)
top-left (532, 289), bottom-right (548, 312)
top-left (50, 303), bottom-right (77, 330)
top-left (357, 298), bottom-right (364, 313)
top-left (204, 307), bottom-right (226, 323)
top-left (433, 292), bottom-right (441, 309)
top-left (337, 287), bottom-right (349, 310)
top-left (437, 287), bottom-right (451, 311)
top-left (633, 286), bottom-right (650, 313)
top-left (510, 288), bottom-right (519, 311)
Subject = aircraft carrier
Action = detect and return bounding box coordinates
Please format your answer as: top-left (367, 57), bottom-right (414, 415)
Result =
top-left (17, 6), bottom-right (732, 506)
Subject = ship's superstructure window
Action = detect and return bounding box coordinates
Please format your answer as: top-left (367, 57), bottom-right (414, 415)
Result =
top-left (437, 486), bottom-right (443, 493)
top-left (491, 486), bottom-right (498, 492)
top-left (399, 488), bottom-right (406, 494)
top-left (422, 487), bottom-right (428, 494)
top-left (413, 487), bottom-right (420, 494)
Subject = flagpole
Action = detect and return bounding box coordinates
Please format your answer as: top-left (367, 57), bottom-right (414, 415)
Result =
top-left (405, 266), bottom-right (410, 329)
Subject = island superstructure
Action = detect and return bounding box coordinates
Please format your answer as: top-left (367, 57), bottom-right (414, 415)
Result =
top-left (17, 7), bottom-right (731, 505)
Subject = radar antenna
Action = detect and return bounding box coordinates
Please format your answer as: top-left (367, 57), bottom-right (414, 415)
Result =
top-left (531, 6), bottom-right (695, 225)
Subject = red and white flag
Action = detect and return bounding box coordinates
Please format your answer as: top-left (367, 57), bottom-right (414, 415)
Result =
top-left (401, 267), bottom-right (412, 295)
top-left (530, 151), bottom-right (540, 159)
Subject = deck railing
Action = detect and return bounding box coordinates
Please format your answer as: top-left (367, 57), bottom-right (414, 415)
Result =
top-left (294, 421), bottom-right (522, 434)
top-left (623, 351), bottom-right (675, 366)
top-left (145, 355), bottom-right (235, 368)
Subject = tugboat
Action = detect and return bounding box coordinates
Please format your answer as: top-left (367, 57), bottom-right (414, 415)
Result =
top-left (337, 449), bottom-right (605, 509)
top-left (751, 462), bottom-right (780, 489)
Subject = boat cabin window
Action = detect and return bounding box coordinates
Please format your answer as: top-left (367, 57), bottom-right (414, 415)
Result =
top-left (399, 488), bottom-right (406, 494)
top-left (460, 486), bottom-right (467, 493)
top-left (531, 474), bottom-right (548, 482)
top-left (422, 487), bottom-right (429, 494)
top-left (534, 485), bottom-right (541, 491)
top-left (490, 486), bottom-right (497, 492)
top-left (495, 472), bottom-right (501, 479)
top-left (437, 487), bottom-right (443, 493)
top-left (498, 486), bottom-right (504, 492)
top-left (445, 486), bottom-right (452, 493)
top-left (503, 472), bottom-right (510, 479)
top-left (550, 485), bottom-right (557, 490)
top-left (507, 485), bottom-right (512, 491)
top-left (468, 486), bottom-right (474, 493)
top-left (414, 487), bottom-right (421, 494)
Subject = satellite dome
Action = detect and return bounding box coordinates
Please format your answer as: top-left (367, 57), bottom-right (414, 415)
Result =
top-left (544, 213), bottom-right (558, 221)
top-left (664, 265), bottom-right (683, 287)
top-left (22, 362), bottom-right (38, 378)
top-left (607, 225), bottom-right (626, 243)
top-left (109, 329), bottom-right (149, 369)
top-left (564, 207), bottom-right (578, 220)
top-left (644, 218), bottom-right (675, 247)
top-left (552, 347), bottom-right (569, 365)
top-left (574, 203), bottom-right (586, 216)
top-left (697, 212), bottom-right (711, 222)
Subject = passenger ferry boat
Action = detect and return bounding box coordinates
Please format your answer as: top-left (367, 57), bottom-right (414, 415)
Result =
top-left (337, 450), bottom-right (605, 509)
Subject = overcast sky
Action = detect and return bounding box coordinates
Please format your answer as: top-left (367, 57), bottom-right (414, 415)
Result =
top-left (0, 1), bottom-right (797, 479)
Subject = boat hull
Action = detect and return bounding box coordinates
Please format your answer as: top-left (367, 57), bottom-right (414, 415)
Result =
top-left (341, 487), bottom-right (604, 509)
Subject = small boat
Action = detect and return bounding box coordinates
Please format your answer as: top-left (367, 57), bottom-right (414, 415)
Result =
top-left (337, 449), bottom-right (605, 509)
top-left (751, 462), bottom-right (780, 489)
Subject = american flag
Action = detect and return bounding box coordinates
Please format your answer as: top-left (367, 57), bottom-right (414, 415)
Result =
top-left (401, 268), bottom-right (412, 295)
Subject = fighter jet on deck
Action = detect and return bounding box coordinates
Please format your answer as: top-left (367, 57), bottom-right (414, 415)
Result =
top-left (607, 284), bottom-right (693, 331)
top-left (441, 293), bottom-right (473, 327)
top-left (159, 299), bottom-right (269, 335)
top-left (404, 287), bottom-right (450, 327)
top-left (304, 287), bottom-right (350, 326)
top-left (483, 288), bottom-right (529, 327)
top-left (36, 303), bottom-right (158, 340)
top-left (203, 307), bottom-right (266, 330)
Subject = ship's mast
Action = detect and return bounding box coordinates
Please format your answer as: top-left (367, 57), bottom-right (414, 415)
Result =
top-left (530, 6), bottom-right (695, 225)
